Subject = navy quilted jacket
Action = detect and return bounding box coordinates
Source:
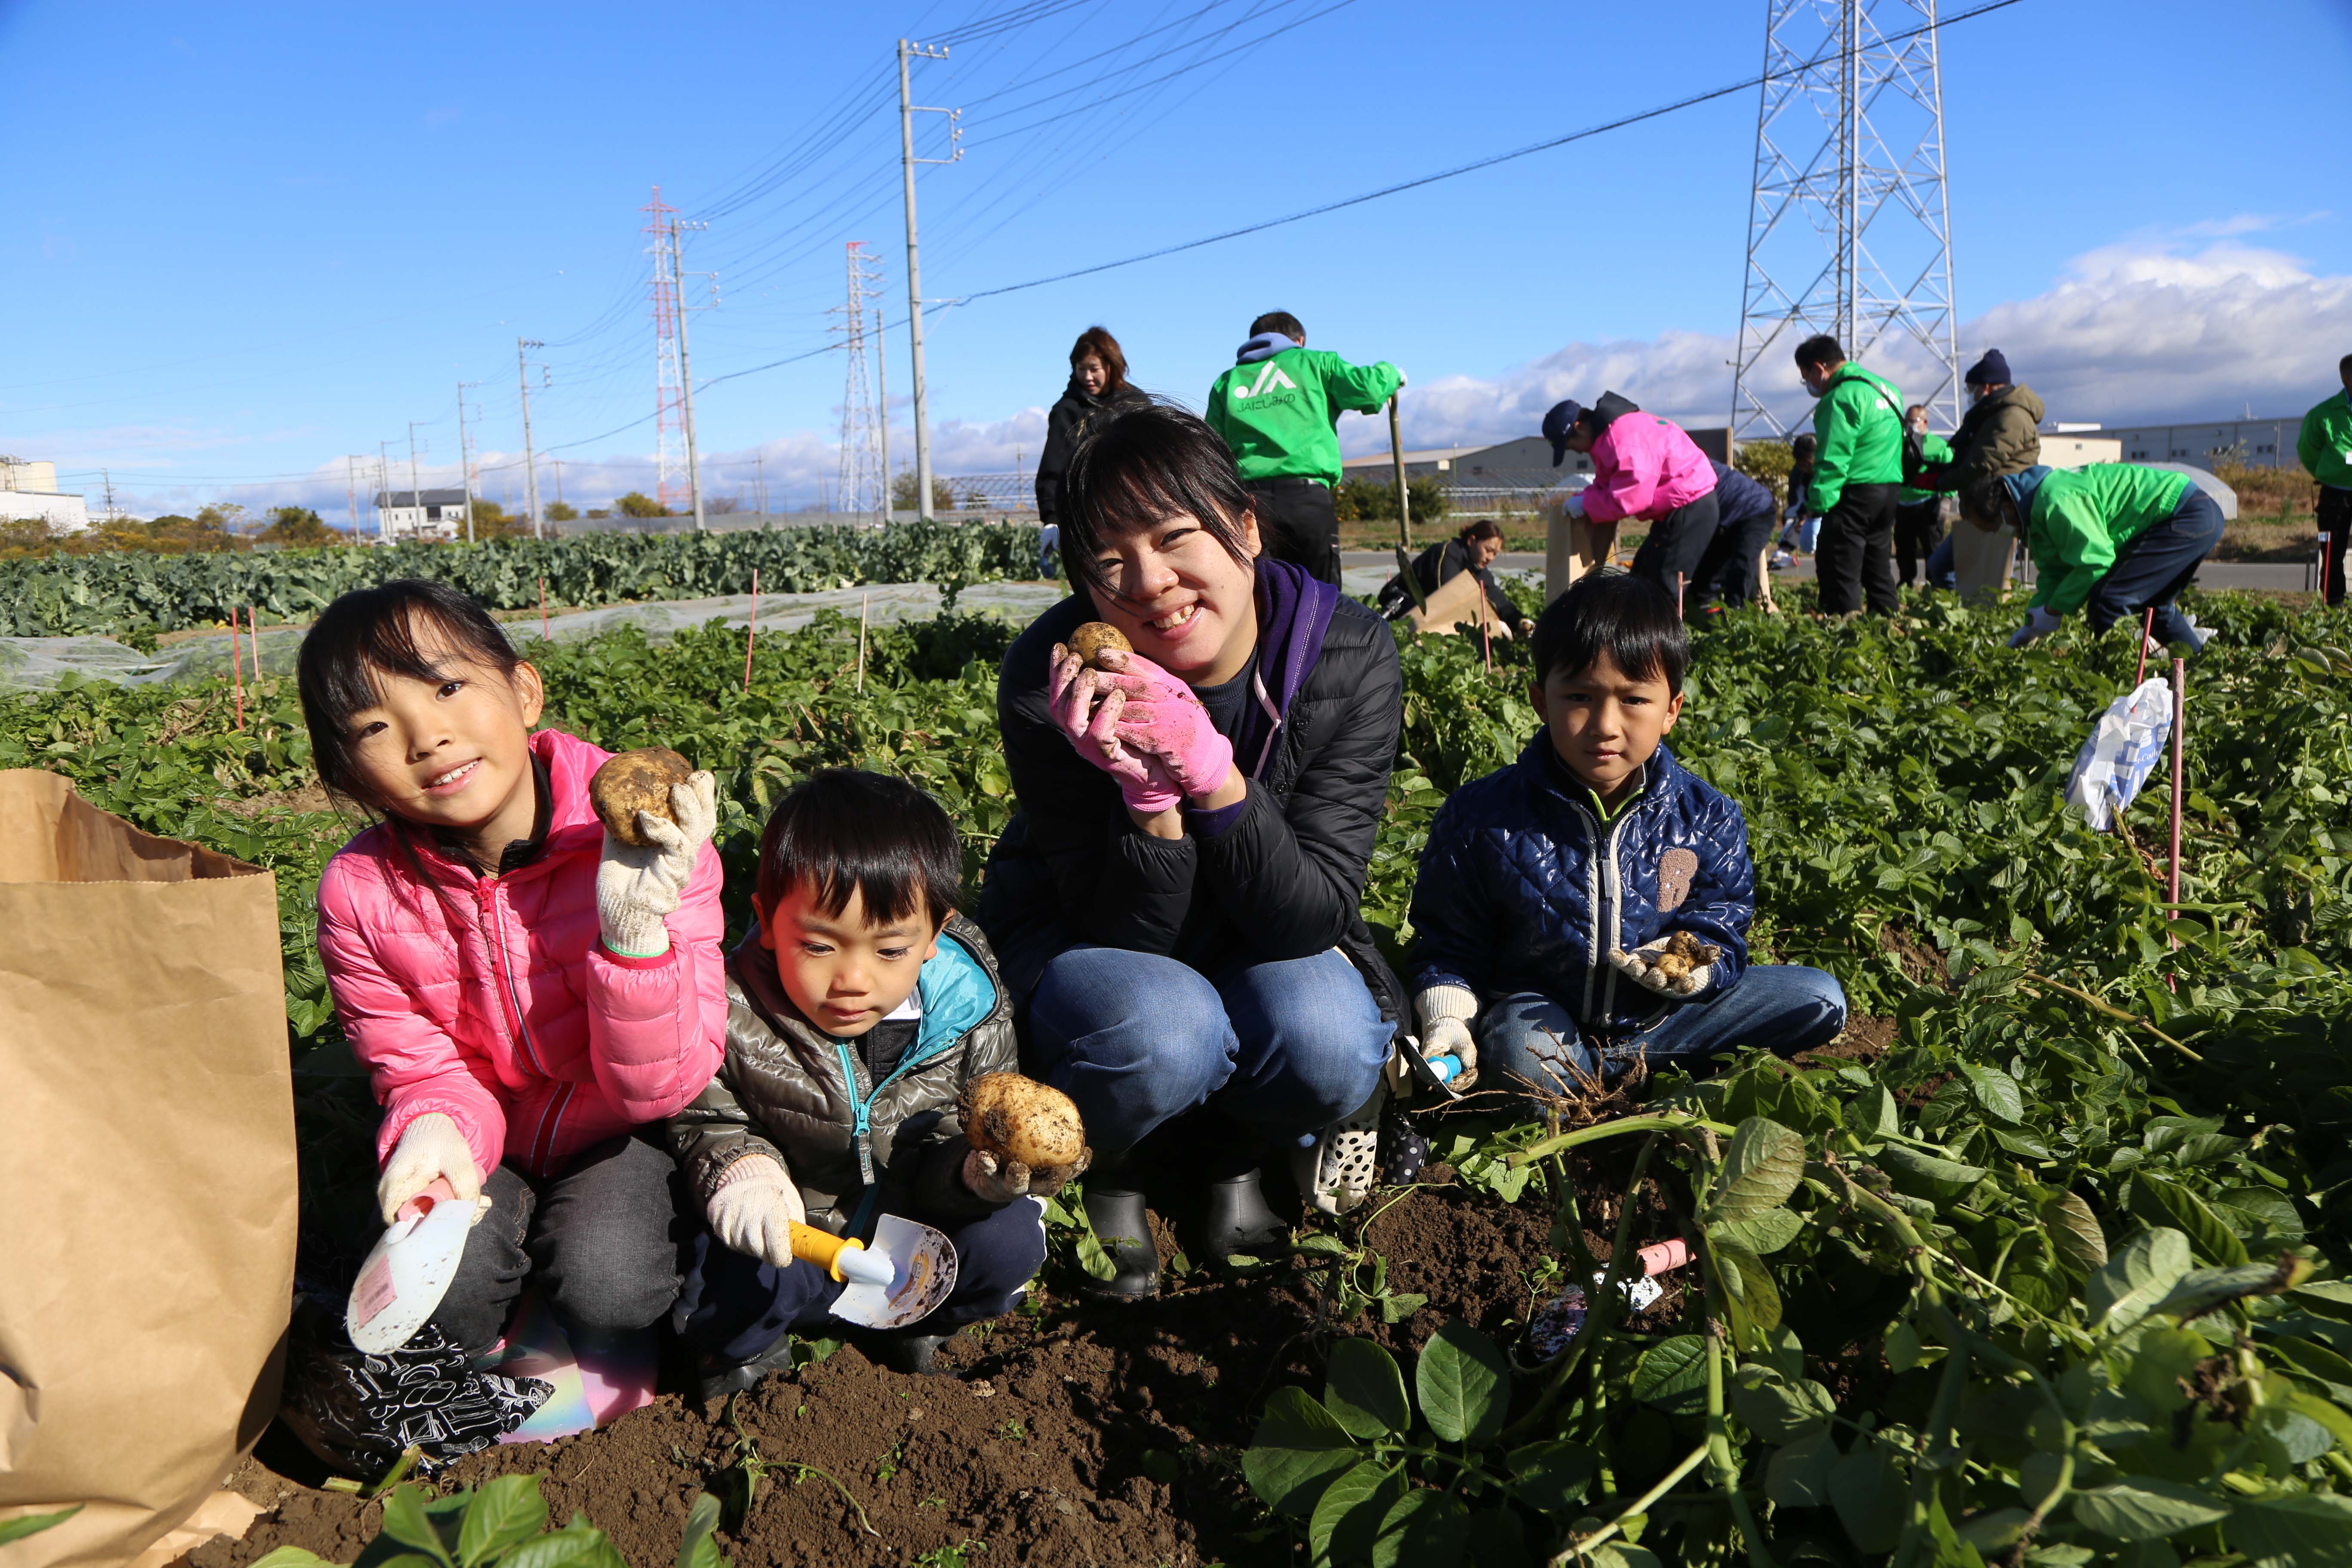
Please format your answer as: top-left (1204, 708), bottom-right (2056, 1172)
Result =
top-left (1409, 737), bottom-right (1754, 1034)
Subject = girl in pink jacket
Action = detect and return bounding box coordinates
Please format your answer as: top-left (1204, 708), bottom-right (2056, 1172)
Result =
top-left (1543, 392), bottom-right (1721, 606)
top-left (298, 579), bottom-right (726, 1354)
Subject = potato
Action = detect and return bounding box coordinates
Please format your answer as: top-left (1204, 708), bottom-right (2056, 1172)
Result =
top-left (590, 747), bottom-right (693, 847)
top-left (1068, 622), bottom-right (1132, 670)
top-left (962, 1072), bottom-right (1087, 1170)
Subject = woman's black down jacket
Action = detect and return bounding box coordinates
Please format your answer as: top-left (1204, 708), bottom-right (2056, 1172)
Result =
top-left (1034, 381), bottom-right (1151, 525)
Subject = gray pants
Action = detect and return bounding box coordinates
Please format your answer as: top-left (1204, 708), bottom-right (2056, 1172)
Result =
top-left (429, 1131), bottom-right (686, 1354)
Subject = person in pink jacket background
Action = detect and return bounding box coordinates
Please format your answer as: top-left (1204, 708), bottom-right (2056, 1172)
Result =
top-left (1543, 392), bottom-right (1721, 609)
top-left (298, 579), bottom-right (727, 1354)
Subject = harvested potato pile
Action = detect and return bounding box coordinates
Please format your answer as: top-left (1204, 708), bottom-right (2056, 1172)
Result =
top-left (589, 747), bottom-right (693, 847)
top-left (962, 1072), bottom-right (1087, 1170)
top-left (1648, 928), bottom-right (1720, 981)
top-left (1068, 622), bottom-right (1131, 670)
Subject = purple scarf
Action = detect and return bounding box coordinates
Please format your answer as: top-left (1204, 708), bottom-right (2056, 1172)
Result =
top-left (1231, 557), bottom-right (1339, 781)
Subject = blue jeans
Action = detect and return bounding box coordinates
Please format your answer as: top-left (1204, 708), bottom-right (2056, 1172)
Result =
top-left (1477, 966), bottom-right (1848, 1097)
top-left (671, 1198), bottom-right (1047, 1365)
top-left (1025, 946), bottom-right (1394, 1155)
top-left (2089, 490), bottom-right (2223, 641)
top-left (1923, 533), bottom-right (1960, 593)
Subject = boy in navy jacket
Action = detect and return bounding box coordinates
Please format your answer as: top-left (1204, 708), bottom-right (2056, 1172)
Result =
top-left (1406, 573), bottom-right (1846, 1096)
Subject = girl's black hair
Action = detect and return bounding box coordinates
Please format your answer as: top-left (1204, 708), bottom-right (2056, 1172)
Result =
top-left (755, 769), bottom-right (961, 931)
top-left (1458, 518), bottom-right (1502, 543)
top-left (1530, 570), bottom-right (1688, 693)
top-left (296, 578), bottom-right (525, 807)
top-left (1057, 400), bottom-right (1258, 601)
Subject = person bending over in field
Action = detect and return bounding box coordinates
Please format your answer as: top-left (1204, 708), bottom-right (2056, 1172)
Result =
top-left (300, 579), bottom-right (726, 1357)
top-left (1376, 517), bottom-right (1533, 635)
top-left (1964, 462), bottom-right (2221, 652)
top-left (669, 770), bottom-right (1074, 1392)
top-left (979, 400), bottom-right (1403, 1300)
top-left (1405, 572), bottom-right (1848, 1099)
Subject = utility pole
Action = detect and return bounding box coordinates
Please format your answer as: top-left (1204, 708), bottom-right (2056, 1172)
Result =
top-left (379, 442), bottom-right (395, 541)
top-left (876, 300), bottom-right (892, 518)
top-left (456, 383), bottom-right (480, 542)
top-left (668, 217), bottom-right (714, 531)
top-left (553, 459), bottom-right (564, 514)
top-left (897, 37), bottom-right (959, 522)
top-left (101, 468), bottom-right (116, 523)
top-left (345, 457), bottom-right (359, 537)
top-left (407, 423), bottom-right (425, 542)
top-left (518, 338), bottom-right (546, 539)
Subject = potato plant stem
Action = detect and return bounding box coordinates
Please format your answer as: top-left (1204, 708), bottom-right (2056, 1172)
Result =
top-left (2019, 971), bottom-right (2201, 1060)
top-left (1545, 1443), bottom-right (1710, 1567)
top-left (1511, 1112), bottom-right (1734, 1167)
top-left (1506, 1132), bottom-right (1662, 1441)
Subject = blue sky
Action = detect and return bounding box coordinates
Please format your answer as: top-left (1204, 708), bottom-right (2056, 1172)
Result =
top-left (5, 0), bottom-right (2349, 521)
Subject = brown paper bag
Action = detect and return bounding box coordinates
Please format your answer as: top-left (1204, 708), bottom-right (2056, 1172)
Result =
top-left (1405, 565), bottom-right (1513, 641)
top-left (0, 771), bottom-right (296, 1568)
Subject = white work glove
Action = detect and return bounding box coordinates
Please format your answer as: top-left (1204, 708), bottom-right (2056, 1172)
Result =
top-left (963, 1145), bottom-right (1091, 1204)
top-left (377, 1112), bottom-right (486, 1225)
top-left (1413, 985), bottom-right (1480, 1089)
top-left (2007, 605), bottom-right (2064, 649)
top-left (1565, 493), bottom-right (1590, 522)
top-left (1609, 933), bottom-right (1721, 998)
top-left (707, 1155), bottom-right (805, 1268)
top-left (596, 769), bottom-right (718, 958)
top-left (1516, 617), bottom-right (1536, 637)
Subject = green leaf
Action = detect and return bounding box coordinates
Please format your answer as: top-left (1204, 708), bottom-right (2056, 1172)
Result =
top-left (1732, 1364), bottom-right (1835, 1443)
top-left (1295, 1232), bottom-right (1350, 1257)
top-left (1506, 1441), bottom-right (1596, 1514)
top-left (498, 1522), bottom-right (623, 1568)
top-left (1875, 1142), bottom-right (1988, 1201)
top-left (1243, 1385), bottom-right (1362, 1519)
top-left (248, 1552), bottom-right (337, 1568)
top-left (0, 1507), bottom-right (82, 1547)
top-left (2088, 1227), bottom-right (2193, 1331)
top-left (1963, 1062), bottom-right (2025, 1124)
top-left (1844, 1084), bottom-right (1900, 1141)
top-left (673, 1493), bottom-right (726, 1568)
top-left (1372, 1491), bottom-right (1467, 1568)
top-left (2122, 1327), bottom-right (2208, 1412)
top-left (1308, 1460), bottom-right (1403, 1566)
top-left (1324, 1340), bottom-right (1411, 1439)
top-left (1707, 1207), bottom-right (1806, 1256)
top-left (1630, 1335), bottom-right (1710, 1413)
top-left (2227, 1491), bottom-right (2352, 1562)
top-left (1828, 1437), bottom-right (1906, 1553)
top-left (381, 1485), bottom-right (460, 1568)
top-left (2067, 1477), bottom-right (2233, 1540)
top-left (1415, 1321), bottom-right (1508, 1446)
top-left (1713, 1237), bottom-right (1783, 1339)
top-left (2151, 1262), bottom-right (2297, 1321)
top-left (2130, 1173), bottom-right (2251, 1267)
top-left (458, 1475), bottom-right (550, 1568)
top-left (1703, 1117), bottom-right (1806, 1223)
top-left (1765, 1428), bottom-right (1837, 1507)
top-left (2044, 1188), bottom-right (2110, 1277)
top-left (1072, 1228), bottom-right (1119, 1282)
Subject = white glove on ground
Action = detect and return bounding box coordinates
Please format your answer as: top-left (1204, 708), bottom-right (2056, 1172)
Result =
top-left (1609, 933), bottom-right (1721, 998)
top-left (597, 769), bottom-right (719, 957)
top-left (377, 1112), bottom-right (484, 1224)
top-left (707, 1155), bottom-right (805, 1267)
top-left (2008, 605), bottom-right (2064, 649)
top-left (1413, 985), bottom-right (1481, 1087)
top-left (964, 1146), bottom-right (1091, 1204)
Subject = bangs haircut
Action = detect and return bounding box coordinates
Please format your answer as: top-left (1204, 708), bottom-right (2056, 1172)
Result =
top-left (1531, 570), bottom-right (1688, 692)
top-left (297, 578), bottom-right (522, 808)
top-left (1058, 400), bottom-right (1257, 601)
top-left (756, 769), bottom-right (961, 932)
top-left (1070, 325), bottom-right (1128, 388)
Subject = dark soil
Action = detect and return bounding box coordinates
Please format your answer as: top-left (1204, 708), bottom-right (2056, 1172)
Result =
top-left (204, 1139), bottom-right (1694, 1568)
top-left (1798, 1011), bottom-right (1899, 1067)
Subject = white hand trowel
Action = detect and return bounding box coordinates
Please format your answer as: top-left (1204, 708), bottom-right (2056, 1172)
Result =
top-left (347, 1178), bottom-right (480, 1354)
top-left (795, 1213), bottom-right (958, 1330)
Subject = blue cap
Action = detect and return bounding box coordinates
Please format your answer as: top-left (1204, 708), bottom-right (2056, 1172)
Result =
top-left (1542, 399), bottom-right (1586, 467)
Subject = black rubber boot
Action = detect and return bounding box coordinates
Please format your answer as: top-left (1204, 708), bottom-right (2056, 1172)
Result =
top-left (878, 1332), bottom-right (951, 1376)
top-left (1081, 1183), bottom-right (1161, 1300)
top-left (696, 1334), bottom-right (800, 1404)
top-left (1202, 1169), bottom-right (1288, 1266)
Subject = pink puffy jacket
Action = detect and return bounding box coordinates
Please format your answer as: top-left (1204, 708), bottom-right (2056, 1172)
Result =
top-left (317, 728), bottom-right (727, 1181)
top-left (1580, 411), bottom-right (1718, 525)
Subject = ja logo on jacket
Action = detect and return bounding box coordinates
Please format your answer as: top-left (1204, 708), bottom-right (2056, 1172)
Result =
top-left (1229, 361), bottom-right (1298, 401)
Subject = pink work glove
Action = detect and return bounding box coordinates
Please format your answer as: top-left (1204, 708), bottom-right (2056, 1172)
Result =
top-left (1096, 647), bottom-right (1236, 803)
top-left (1048, 642), bottom-right (1182, 813)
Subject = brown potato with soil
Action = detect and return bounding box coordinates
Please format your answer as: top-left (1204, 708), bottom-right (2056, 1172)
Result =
top-left (1067, 622), bottom-right (1132, 670)
top-left (1648, 929), bottom-right (1721, 981)
top-left (590, 748), bottom-right (694, 847)
top-left (962, 1072), bottom-right (1087, 1170)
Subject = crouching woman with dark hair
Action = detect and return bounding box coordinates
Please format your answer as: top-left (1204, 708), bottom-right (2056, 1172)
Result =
top-left (977, 401), bottom-right (1403, 1299)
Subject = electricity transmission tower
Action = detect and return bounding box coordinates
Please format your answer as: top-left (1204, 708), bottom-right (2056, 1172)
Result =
top-left (643, 188), bottom-right (687, 513)
top-left (831, 242), bottom-right (887, 517)
top-left (1730, 0), bottom-right (1959, 442)
top-left (897, 38), bottom-right (960, 521)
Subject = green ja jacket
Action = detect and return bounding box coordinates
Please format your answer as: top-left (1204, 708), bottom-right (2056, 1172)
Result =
top-left (1205, 346), bottom-right (1401, 488)
top-left (2026, 463), bottom-right (2195, 616)
top-left (1808, 364), bottom-right (1906, 515)
top-left (2298, 390), bottom-right (2352, 491)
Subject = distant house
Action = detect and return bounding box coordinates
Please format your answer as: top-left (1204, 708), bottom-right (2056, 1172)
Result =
top-left (1, 457), bottom-right (91, 532)
top-left (374, 488), bottom-right (471, 541)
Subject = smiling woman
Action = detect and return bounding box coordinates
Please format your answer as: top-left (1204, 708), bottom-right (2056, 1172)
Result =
top-left (975, 404), bottom-right (1405, 1301)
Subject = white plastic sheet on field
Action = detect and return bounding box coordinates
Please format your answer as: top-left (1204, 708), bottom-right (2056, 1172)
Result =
top-left (0, 581), bottom-right (1068, 690)
top-left (2065, 676), bottom-right (2175, 830)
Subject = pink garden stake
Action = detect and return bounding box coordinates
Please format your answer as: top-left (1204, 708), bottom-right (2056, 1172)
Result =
top-left (540, 575), bottom-right (549, 643)
top-left (742, 569), bottom-right (760, 693)
top-left (2132, 606), bottom-right (2155, 688)
top-left (2168, 657), bottom-right (2186, 983)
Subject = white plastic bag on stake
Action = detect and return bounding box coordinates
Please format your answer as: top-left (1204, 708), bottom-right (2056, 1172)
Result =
top-left (2065, 676), bottom-right (2174, 830)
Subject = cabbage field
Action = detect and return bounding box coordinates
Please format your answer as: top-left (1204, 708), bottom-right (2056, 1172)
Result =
top-left (6, 576), bottom-right (2352, 1567)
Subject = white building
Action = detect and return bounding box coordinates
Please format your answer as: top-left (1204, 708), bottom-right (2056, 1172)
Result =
top-left (374, 487), bottom-right (470, 541)
top-left (0, 457), bottom-right (91, 532)
top-left (2092, 416), bottom-right (2304, 469)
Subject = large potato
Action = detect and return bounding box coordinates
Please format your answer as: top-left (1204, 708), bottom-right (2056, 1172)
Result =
top-left (1068, 622), bottom-right (1131, 671)
top-left (962, 1072), bottom-right (1087, 1170)
top-left (590, 747), bottom-right (693, 847)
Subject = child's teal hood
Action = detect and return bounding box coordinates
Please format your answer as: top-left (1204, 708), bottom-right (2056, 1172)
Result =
top-left (904, 929), bottom-right (999, 1066)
